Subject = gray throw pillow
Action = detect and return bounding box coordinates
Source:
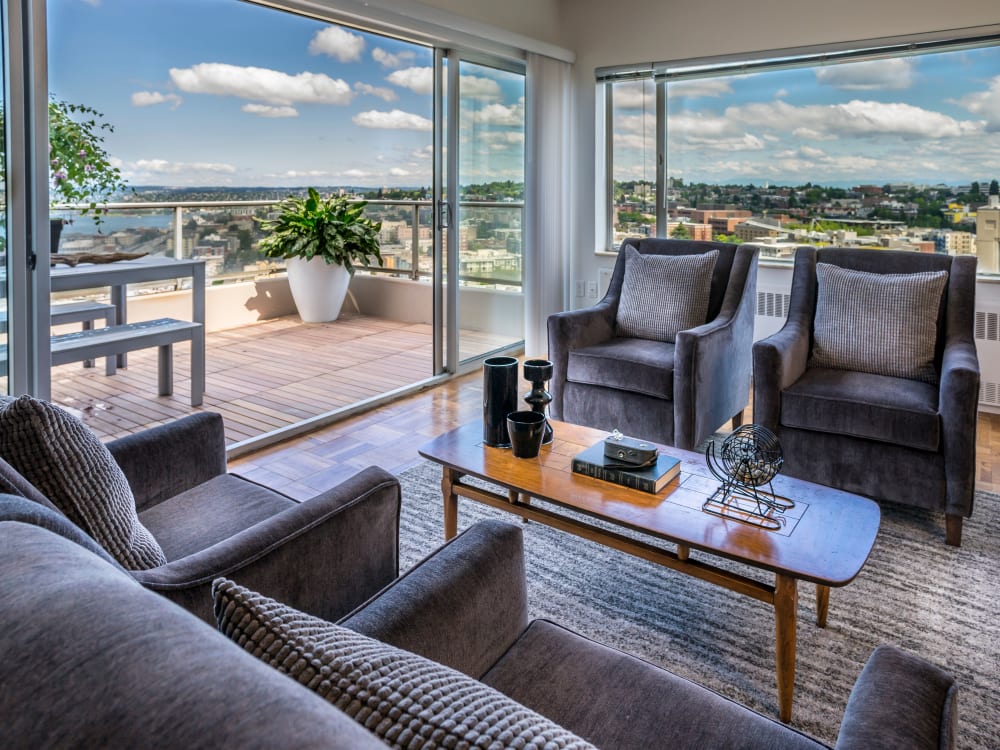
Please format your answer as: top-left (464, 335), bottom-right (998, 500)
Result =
top-left (810, 263), bottom-right (948, 383)
top-left (213, 578), bottom-right (596, 750)
top-left (615, 247), bottom-right (718, 342)
top-left (0, 395), bottom-right (167, 570)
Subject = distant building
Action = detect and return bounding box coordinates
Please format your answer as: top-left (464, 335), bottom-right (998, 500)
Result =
top-left (666, 221), bottom-right (712, 241)
top-left (735, 219), bottom-right (786, 242)
top-left (975, 194), bottom-right (1000, 272)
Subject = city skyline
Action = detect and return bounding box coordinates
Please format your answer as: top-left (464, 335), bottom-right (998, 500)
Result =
top-left (613, 44), bottom-right (1000, 187)
top-left (48, 0), bottom-right (525, 190)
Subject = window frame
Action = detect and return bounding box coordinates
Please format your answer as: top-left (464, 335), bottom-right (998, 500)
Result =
top-left (600, 24), bottom-right (1000, 257)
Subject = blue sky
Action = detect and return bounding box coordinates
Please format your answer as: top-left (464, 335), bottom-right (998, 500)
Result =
top-left (613, 45), bottom-right (1000, 187)
top-left (49, 0), bottom-right (525, 188)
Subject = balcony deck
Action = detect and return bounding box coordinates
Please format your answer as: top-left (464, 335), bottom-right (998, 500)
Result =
top-left (51, 313), bottom-right (507, 445)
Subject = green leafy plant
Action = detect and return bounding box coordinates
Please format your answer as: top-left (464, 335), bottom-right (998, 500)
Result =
top-left (46, 97), bottom-right (129, 224)
top-left (257, 188), bottom-right (384, 275)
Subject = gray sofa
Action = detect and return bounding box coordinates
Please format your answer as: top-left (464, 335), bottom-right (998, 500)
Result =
top-left (0, 501), bottom-right (957, 750)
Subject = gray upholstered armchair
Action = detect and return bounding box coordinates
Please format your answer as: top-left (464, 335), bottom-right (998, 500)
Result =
top-left (0, 411), bottom-right (402, 623)
top-left (547, 238), bottom-right (758, 450)
top-left (753, 247), bottom-right (979, 546)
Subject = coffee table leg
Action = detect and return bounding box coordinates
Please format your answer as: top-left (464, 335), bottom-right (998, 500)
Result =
top-left (442, 467), bottom-right (459, 540)
top-left (816, 585), bottom-right (830, 628)
top-left (774, 574), bottom-right (798, 723)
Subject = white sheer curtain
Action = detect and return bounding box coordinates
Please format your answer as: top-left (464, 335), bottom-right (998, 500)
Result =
top-left (523, 53), bottom-right (573, 359)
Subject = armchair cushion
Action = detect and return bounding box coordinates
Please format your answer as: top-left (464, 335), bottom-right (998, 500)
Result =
top-left (811, 263), bottom-right (947, 383)
top-left (0, 395), bottom-right (166, 570)
top-left (616, 247), bottom-right (718, 342)
top-left (781, 368), bottom-right (940, 451)
top-left (567, 337), bottom-right (675, 400)
top-left (213, 578), bottom-right (595, 750)
top-left (138, 473), bottom-right (296, 560)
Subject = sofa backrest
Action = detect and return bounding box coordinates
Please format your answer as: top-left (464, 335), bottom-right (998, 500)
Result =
top-left (0, 515), bottom-right (385, 749)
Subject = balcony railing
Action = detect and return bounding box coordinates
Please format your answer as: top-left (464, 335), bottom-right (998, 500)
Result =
top-left (52, 197), bottom-right (524, 290)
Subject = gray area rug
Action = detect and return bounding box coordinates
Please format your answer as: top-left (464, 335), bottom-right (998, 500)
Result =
top-left (397, 459), bottom-right (1000, 749)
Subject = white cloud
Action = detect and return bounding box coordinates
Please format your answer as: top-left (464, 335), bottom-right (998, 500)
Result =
top-left (955, 74), bottom-right (1000, 130)
top-left (343, 168), bottom-right (371, 178)
top-left (412, 145), bottom-right (434, 159)
top-left (131, 159), bottom-right (237, 175)
top-left (683, 132), bottom-right (767, 152)
top-left (308, 26), bottom-right (364, 63)
top-left (354, 82), bottom-right (398, 102)
top-left (669, 79), bottom-right (734, 98)
top-left (387, 66), bottom-right (433, 94)
top-left (372, 47), bottom-right (416, 69)
top-left (461, 75), bottom-right (502, 100)
top-left (169, 63), bottom-right (354, 106)
top-left (242, 103), bottom-right (298, 118)
top-left (472, 102), bottom-right (523, 126)
top-left (613, 81), bottom-right (654, 110)
top-left (815, 58), bottom-right (915, 91)
top-left (353, 109), bottom-right (433, 131)
top-left (389, 167), bottom-right (411, 176)
top-left (279, 169), bottom-right (330, 178)
top-left (482, 131), bottom-right (525, 146)
top-left (131, 91), bottom-right (182, 108)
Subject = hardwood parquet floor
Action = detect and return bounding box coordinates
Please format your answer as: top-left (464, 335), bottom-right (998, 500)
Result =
top-left (231, 370), bottom-right (1000, 498)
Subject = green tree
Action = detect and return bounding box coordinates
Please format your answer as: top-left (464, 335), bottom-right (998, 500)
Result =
top-left (44, 98), bottom-right (130, 223)
top-left (671, 223), bottom-right (691, 239)
top-left (990, 179), bottom-right (999, 196)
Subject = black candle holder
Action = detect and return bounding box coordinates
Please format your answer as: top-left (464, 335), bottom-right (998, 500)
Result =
top-left (523, 358), bottom-right (554, 445)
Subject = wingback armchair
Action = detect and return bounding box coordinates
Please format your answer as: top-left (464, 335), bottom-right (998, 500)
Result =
top-left (547, 238), bottom-right (758, 449)
top-left (753, 247), bottom-right (979, 546)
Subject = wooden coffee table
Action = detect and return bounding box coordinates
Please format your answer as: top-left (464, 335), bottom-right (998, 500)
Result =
top-left (418, 419), bottom-right (880, 723)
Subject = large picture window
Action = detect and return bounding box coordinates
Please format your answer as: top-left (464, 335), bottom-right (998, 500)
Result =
top-left (603, 34), bottom-right (1000, 274)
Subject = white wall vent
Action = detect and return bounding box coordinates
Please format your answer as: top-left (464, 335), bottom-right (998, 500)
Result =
top-left (981, 381), bottom-right (999, 406)
top-left (757, 291), bottom-right (790, 318)
top-left (975, 310), bottom-right (999, 341)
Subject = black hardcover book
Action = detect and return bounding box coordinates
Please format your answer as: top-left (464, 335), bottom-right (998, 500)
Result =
top-left (571, 441), bottom-right (681, 493)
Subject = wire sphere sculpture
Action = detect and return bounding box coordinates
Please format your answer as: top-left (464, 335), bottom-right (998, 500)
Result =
top-left (703, 424), bottom-right (792, 530)
top-left (713, 424), bottom-right (783, 487)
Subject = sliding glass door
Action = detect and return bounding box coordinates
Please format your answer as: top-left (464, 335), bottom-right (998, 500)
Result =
top-left (438, 52), bottom-right (525, 371)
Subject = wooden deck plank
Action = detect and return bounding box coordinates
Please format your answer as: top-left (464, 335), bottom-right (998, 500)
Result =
top-left (51, 312), bottom-right (507, 445)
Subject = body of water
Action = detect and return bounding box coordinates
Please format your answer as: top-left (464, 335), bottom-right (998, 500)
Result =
top-left (59, 212), bottom-right (175, 235)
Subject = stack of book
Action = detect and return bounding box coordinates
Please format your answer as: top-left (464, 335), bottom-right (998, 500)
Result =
top-left (571, 441), bottom-right (681, 493)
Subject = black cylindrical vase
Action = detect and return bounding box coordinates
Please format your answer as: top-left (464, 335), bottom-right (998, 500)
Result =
top-left (483, 356), bottom-right (519, 447)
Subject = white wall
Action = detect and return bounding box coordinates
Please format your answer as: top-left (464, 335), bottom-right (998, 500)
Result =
top-left (417, 0), bottom-right (563, 48)
top-left (557, 0), bottom-right (1000, 308)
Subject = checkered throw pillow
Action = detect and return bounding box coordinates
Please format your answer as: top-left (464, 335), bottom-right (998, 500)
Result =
top-left (810, 263), bottom-right (948, 383)
top-left (213, 578), bottom-right (596, 750)
top-left (615, 247), bottom-right (718, 342)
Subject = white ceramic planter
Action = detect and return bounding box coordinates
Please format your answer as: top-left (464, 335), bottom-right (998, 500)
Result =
top-left (285, 256), bottom-right (351, 323)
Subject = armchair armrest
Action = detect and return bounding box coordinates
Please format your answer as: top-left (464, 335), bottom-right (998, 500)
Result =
top-left (752, 321), bottom-right (811, 431)
top-left (131, 466), bottom-right (401, 625)
top-left (341, 519), bottom-right (529, 680)
top-left (835, 645), bottom-right (957, 750)
top-left (107, 412), bottom-right (227, 512)
top-left (547, 303), bottom-right (616, 419)
top-left (673, 246), bottom-right (757, 449)
top-left (939, 338), bottom-right (980, 517)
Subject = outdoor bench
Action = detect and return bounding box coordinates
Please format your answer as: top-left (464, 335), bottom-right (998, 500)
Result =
top-left (50, 317), bottom-right (204, 406)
